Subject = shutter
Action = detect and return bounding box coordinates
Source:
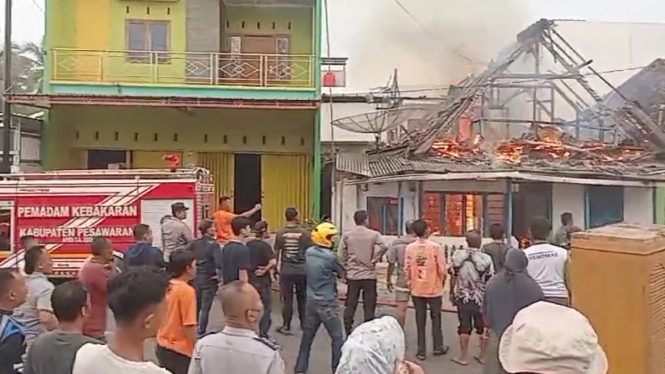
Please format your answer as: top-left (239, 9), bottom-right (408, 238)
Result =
top-left (197, 152), bottom-right (234, 211)
top-left (261, 154), bottom-right (311, 229)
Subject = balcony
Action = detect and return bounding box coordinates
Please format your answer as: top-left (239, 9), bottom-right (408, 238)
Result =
top-left (48, 48), bottom-right (318, 101)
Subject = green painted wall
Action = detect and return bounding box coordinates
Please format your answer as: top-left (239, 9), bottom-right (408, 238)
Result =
top-left (657, 187), bottom-right (665, 224)
top-left (108, 1), bottom-right (187, 84)
top-left (222, 6), bottom-right (313, 55)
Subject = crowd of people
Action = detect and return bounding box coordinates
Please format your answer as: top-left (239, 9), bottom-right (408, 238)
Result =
top-left (0, 198), bottom-right (607, 374)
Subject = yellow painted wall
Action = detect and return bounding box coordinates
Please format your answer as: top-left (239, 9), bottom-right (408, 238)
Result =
top-left (46, 107), bottom-right (316, 214)
top-left (49, 106), bottom-right (315, 156)
top-left (73, 0), bottom-right (112, 79)
top-left (262, 153), bottom-right (312, 227)
top-left (132, 150), bottom-right (184, 168)
top-left (197, 152), bottom-right (234, 211)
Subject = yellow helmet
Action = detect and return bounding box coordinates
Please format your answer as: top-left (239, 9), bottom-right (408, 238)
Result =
top-left (312, 222), bottom-right (338, 248)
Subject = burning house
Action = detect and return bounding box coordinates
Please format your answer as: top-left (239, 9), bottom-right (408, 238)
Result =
top-left (332, 19), bottom-right (665, 246)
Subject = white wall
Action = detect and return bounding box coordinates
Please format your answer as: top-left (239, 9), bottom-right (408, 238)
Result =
top-left (623, 186), bottom-right (654, 225)
top-left (551, 183), bottom-right (585, 232)
top-left (320, 102), bottom-right (378, 143)
top-left (423, 180), bottom-right (507, 193)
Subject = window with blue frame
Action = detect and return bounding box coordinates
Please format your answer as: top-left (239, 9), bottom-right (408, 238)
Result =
top-left (367, 197), bottom-right (399, 235)
top-left (587, 186), bottom-right (624, 229)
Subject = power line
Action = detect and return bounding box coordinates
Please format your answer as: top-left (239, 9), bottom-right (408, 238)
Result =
top-left (28, 0), bottom-right (43, 13)
top-left (388, 0), bottom-right (484, 67)
top-left (334, 65), bottom-right (649, 96)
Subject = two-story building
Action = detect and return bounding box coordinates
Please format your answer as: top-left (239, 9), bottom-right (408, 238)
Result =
top-left (13, 0), bottom-right (325, 227)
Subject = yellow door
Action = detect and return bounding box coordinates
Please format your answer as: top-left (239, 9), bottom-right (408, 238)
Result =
top-left (261, 154), bottom-right (312, 229)
top-left (131, 151), bottom-right (183, 169)
top-left (197, 152), bottom-right (234, 211)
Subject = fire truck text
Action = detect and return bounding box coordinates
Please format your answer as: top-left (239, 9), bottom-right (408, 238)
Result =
top-left (18, 227), bottom-right (135, 242)
top-left (17, 205), bottom-right (138, 218)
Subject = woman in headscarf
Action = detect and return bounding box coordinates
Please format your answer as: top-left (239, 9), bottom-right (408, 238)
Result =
top-left (335, 316), bottom-right (424, 374)
top-left (483, 248), bottom-right (545, 374)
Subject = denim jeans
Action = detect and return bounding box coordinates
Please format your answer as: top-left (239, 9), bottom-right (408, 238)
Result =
top-left (294, 301), bottom-right (344, 373)
top-left (195, 277), bottom-right (218, 336)
top-left (253, 281), bottom-right (272, 338)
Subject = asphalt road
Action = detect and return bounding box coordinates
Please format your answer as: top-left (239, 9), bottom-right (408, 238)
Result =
top-left (105, 290), bottom-right (485, 374)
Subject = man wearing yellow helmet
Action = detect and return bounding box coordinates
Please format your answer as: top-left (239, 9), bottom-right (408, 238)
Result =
top-left (294, 222), bottom-right (345, 374)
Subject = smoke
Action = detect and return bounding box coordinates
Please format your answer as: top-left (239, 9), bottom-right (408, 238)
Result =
top-left (334, 0), bottom-right (532, 92)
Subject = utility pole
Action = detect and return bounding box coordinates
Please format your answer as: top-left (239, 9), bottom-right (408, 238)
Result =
top-left (2, 0), bottom-right (12, 173)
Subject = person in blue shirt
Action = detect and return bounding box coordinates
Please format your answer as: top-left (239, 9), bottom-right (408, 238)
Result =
top-left (0, 268), bottom-right (28, 374)
top-left (294, 222), bottom-right (345, 374)
top-left (125, 224), bottom-right (166, 269)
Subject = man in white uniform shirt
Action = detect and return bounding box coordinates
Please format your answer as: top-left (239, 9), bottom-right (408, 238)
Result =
top-left (523, 217), bottom-right (571, 307)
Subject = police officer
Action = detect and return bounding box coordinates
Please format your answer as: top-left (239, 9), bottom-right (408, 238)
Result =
top-left (189, 281), bottom-right (285, 374)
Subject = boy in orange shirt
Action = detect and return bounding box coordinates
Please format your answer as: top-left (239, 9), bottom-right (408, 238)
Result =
top-left (156, 251), bottom-right (197, 374)
top-left (405, 219), bottom-right (449, 361)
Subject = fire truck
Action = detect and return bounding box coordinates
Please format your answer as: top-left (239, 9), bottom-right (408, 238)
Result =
top-left (0, 168), bottom-right (214, 277)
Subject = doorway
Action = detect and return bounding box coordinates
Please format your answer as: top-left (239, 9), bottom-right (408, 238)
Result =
top-left (87, 150), bottom-right (127, 169)
top-left (512, 182), bottom-right (552, 242)
top-left (234, 153), bottom-right (262, 223)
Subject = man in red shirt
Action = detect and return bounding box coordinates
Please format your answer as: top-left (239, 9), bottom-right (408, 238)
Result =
top-left (78, 236), bottom-right (115, 341)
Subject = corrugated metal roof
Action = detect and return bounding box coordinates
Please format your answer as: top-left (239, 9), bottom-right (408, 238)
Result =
top-left (338, 150), bottom-right (665, 183)
top-left (336, 152), bottom-right (371, 176)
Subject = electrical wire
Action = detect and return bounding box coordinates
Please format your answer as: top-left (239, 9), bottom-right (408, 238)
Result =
top-left (389, 0), bottom-right (485, 67)
top-left (331, 65), bottom-right (649, 97)
top-left (28, 0), bottom-right (44, 13)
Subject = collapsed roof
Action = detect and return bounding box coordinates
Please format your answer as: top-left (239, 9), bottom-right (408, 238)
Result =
top-left (337, 19), bottom-right (665, 183)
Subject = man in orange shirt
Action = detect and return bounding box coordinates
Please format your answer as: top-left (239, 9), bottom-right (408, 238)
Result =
top-left (156, 250), bottom-right (197, 374)
top-left (214, 196), bottom-right (262, 244)
top-left (405, 219), bottom-right (449, 361)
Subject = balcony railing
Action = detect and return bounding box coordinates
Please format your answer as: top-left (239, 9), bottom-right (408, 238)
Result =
top-left (51, 48), bottom-right (316, 89)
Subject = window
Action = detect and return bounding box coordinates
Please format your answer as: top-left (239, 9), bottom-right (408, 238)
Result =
top-left (126, 20), bottom-right (170, 63)
top-left (587, 186), bottom-right (623, 229)
top-left (367, 197), bottom-right (399, 235)
top-left (422, 192), bottom-right (505, 236)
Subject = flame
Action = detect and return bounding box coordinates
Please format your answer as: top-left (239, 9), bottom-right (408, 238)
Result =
top-left (430, 135), bottom-right (483, 159)
top-left (430, 126), bottom-right (647, 165)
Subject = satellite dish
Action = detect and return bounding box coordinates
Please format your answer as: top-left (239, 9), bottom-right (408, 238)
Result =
top-left (331, 106), bottom-right (431, 145)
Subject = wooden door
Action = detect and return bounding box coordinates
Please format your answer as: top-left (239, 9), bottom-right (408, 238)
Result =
top-left (220, 35), bottom-right (276, 86)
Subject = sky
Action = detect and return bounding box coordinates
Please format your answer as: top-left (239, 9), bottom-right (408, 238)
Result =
top-left (7, 0), bottom-right (665, 90)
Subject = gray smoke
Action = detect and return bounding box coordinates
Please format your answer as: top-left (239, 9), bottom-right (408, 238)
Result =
top-left (335, 0), bottom-right (531, 92)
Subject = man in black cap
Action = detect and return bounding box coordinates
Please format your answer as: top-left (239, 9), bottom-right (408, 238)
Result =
top-left (161, 202), bottom-right (193, 262)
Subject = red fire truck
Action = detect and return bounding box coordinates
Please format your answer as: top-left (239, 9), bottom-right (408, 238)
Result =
top-left (0, 168), bottom-right (214, 277)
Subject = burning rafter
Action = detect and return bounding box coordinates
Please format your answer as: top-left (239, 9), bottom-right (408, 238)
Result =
top-left (430, 125), bottom-right (651, 167)
top-left (406, 19), bottom-right (665, 156)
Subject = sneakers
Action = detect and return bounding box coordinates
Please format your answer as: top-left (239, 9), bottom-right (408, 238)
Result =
top-left (276, 326), bottom-right (293, 336)
top-left (433, 346), bottom-right (450, 356)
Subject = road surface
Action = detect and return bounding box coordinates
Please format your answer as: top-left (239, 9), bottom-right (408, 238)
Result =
top-left (106, 290), bottom-right (485, 374)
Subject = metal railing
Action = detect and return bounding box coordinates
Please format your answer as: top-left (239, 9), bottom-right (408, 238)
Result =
top-left (51, 48), bottom-right (316, 88)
